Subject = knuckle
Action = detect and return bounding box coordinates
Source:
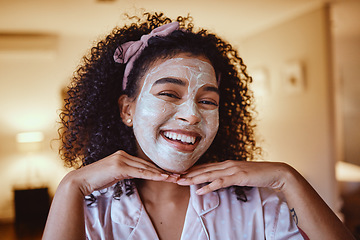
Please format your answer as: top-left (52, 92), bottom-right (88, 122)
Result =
top-left (223, 160), bottom-right (234, 167)
top-left (203, 172), bottom-right (213, 182)
top-left (115, 150), bottom-right (126, 156)
top-left (238, 170), bottom-right (249, 180)
top-left (112, 158), bottom-right (126, 169)
top-left (215, 178), bottom-right (225, 187)
top-left (141, 165), bottom-right (151, 170)
top-left (231, 166), bottom-right (242, 173)
top-left (203, 185), bottom-right (211, 192)
top-left (218, 177), bottom-right (225, 185)
top-left (184, 177), bottom-right (193, 183)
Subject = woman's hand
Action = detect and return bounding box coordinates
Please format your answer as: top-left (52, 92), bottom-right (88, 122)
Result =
top-left (178, 160), bottom-right (355, 240)
top-left (43, 150), bottom-right (172, 240)
top-left (64, 150), bottom-right (171, 197)
top-left (177, 160), bottom-right (294, 195)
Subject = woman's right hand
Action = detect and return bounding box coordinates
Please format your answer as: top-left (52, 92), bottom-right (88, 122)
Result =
top-left (63, 150), bottom-right (171, 197)
top-left (43, 150), bottom-right (171, 240)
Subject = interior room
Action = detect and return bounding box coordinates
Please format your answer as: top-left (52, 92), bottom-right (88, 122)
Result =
top-left (0, 0), bottom-right (359, 239)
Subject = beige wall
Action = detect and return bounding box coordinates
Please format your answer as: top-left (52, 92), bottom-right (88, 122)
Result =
top-left (334, 35), bottom-right (360, 166)
top-left (240, 6), bottom-right (339, 209)
top-left (0, 35), bottom-right (93, 221)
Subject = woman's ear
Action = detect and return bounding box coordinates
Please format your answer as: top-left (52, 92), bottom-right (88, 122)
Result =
top-left (118, 95), bottom-right (134, 127)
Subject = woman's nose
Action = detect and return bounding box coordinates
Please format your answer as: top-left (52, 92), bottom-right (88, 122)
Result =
top-left (175, 102), bottom-right (201, 125)
top-left (176, 114), bottom-right (201, 125)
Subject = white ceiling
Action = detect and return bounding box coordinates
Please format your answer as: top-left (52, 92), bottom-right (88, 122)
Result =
top-left (1, 0), bottom-right (358, 42)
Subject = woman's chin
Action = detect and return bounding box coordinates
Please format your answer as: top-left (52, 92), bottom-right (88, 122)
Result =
top-left (162, 167), bottom-right (187, 174)
top-left (157, 163), bottom-right (192, 174)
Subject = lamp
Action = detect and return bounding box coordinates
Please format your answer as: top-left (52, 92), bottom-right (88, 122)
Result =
top-left (16, 131), bottom-right (44, 152)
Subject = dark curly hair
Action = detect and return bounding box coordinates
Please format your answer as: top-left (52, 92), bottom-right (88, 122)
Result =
top-left (60, 12), bottom-right (259, 201)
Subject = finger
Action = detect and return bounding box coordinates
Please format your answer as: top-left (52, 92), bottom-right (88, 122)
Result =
top-left (186, 161), bottom-right (226, 172)
top-left (195, 176), bottom-right (235, 195)
top-left (183, 161), bottom-right (234, 178)
top-left (119, 165), bottom-right (170, 181)
top-left (181, 166), bottom-right (221, 178)
top-left (177, 167), bottom-right (236, 185)
top-left (78, 161), bottom-right (170, 195)
top-left (162, 175), bottom-right (180, 183)
top-left (111, 151), bottom-right (168, 175)
top-left (102, 156), bottom-right (170, 181)
top-left (114, 151), bottom-right (165, 171)
top-left (123, 159), bottom-right (167, 174)
top-left (183, 162), bottom-right (242, 182)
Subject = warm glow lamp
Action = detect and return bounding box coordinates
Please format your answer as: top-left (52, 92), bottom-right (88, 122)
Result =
top-left (16, 131), bottom-right (44, 152)
top-left (16, 131), bottom-right (44, 143)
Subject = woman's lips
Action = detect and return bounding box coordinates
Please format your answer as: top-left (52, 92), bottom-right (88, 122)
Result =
top-left (160, 130), bottom-right (201, 152)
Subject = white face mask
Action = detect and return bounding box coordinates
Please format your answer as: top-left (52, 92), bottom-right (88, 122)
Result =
top-left (132, 57), bottom-right (219, 173)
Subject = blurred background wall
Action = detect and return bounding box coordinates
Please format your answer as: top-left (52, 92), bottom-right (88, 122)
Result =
top-left (0, 0), bottom-right (359, 236)
top-left (240, 6), bottom-right (337, 208)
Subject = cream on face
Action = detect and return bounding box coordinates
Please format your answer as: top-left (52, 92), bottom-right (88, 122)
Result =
top-left (132, 57), bottom-right (219, 173)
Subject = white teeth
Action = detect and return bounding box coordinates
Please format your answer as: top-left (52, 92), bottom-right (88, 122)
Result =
top-left (163, 131), bottom-right (196, 144)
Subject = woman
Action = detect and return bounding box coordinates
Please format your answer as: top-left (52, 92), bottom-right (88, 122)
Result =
top-left (43, 13), bottom-right (354, 239)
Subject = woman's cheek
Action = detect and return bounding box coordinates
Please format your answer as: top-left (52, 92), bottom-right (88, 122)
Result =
top-left (135, 94), bottom-right (175, 128)
top-left (200, 108), bottom-right (219, 137)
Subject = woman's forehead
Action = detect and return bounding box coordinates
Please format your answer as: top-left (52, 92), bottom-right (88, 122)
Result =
top-left (145, 57), bottom-right (217, 84)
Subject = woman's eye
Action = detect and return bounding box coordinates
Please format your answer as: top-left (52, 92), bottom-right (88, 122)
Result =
top-left (199, 100), bottom-right (218, 106)
top-left (158, 92), bottom-right (181, 99)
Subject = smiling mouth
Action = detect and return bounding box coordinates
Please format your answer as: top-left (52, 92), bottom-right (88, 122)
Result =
top-left (161, 130), bottom-right (201, 148)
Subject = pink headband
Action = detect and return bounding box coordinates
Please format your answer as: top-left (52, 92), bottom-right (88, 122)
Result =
top-left (114, 22), bottom-right (180, 90)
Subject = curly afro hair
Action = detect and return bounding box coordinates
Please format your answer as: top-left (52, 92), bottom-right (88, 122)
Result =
top-left (60, 12), bottom-right (260, 201)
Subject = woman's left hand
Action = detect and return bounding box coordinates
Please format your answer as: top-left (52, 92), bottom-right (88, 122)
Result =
top-left (177, 160), bottom-right (356, 239)
top-left (176, 160), bottom-right (293, 195)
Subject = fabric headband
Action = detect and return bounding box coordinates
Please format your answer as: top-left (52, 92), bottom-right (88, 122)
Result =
top-left (114, 22), bottom-right (180, 90)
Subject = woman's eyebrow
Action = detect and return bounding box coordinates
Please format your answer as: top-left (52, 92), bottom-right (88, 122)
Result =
top-left (153, 77), bottom-right (186, 86)
top-left (203, 86), bottom-right (219, 94)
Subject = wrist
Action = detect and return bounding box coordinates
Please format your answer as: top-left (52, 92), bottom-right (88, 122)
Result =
top-left (278, 163), bottom-right (304, 195)
top-left (58, 171), bottom-right (89, 198)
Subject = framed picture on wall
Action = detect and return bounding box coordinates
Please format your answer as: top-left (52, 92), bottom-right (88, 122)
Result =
top-left (281, 61), bottom-right (305, 95)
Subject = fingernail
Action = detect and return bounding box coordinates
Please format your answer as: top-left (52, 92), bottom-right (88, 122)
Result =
top-left (161, 174), bottom-right (169, 178)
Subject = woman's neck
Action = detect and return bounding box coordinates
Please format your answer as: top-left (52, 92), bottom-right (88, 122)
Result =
top-left (135, 179), bottom-right (191, 240)
top-left (135, 179), bottom-right (190, 204)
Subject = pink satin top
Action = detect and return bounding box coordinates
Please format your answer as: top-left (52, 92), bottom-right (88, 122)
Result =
top-left (84, 183), bottom-right (303, 240)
